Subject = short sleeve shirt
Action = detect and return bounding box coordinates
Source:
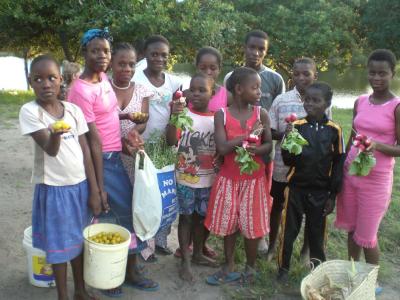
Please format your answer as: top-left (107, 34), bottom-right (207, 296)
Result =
top-left (176, 109), bottom-right (216, 188)
top-left (134, 70), bottom-right (182, 140)
top-left (68, 73), bottom-right (122, 152)
top-left (19, 101), bottom-right (88, 186)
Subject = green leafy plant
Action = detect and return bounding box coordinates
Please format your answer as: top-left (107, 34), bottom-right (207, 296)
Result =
top-left (144, 133), bottom-right (176, 169)
top-left (281, 128), bottom-right (309, 155)
top-left (169, 107), bottom-right (194, 132)
top-left (234, 146), bottom-right (260, 175)
top-left (348, 151), bottom-right (376, 176)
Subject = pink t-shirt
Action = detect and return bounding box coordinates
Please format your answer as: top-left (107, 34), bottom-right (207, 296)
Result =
top-left (68, 73), bottom-right (122, 152)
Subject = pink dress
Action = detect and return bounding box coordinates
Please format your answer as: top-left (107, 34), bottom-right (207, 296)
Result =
top-left (119, 83), bottom-right (153, 184)
top-left (205, 107), bottom-right (270, 239)
top-left (335, 94), bottom-right (400, 248)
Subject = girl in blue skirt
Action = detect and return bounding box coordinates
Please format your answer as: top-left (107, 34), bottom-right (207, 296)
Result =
top-left (19, 55), bottom-right (101, 300)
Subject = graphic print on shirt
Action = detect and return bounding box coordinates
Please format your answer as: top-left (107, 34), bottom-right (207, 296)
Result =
top-left (176, 129), bottom-right (215, 185)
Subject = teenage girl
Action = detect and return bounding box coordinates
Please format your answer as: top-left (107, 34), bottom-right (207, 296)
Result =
top-left (68, 29), bottom-right (158, 297)
top-left (110, 42), bottom-right (151, 184)
top-left (335, 49), bottom-right (400, 289)
top-left (134, 35), bottom-right (182, 256)
top-left (205, 67), bottom-right (272, 285)
top-left (194, 46), bottom-right (229, 111)
top-left (19, 55), bottom-right (100, 300)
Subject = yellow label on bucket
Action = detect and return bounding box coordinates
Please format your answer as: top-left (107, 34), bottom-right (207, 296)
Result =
top-left (32, 256), bottom-right (54, 281)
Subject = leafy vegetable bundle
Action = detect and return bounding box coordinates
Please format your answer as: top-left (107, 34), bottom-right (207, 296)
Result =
top-left (144, 132), bottom-right (176, 169)
top-left (234, 143), bottom-right (260, 175)
top-left (169, 90), bottom-right (194, 132)
top-left (281, 113), bottom-right (308, 155)
top-left (348, 134), bottom-right (376, 176)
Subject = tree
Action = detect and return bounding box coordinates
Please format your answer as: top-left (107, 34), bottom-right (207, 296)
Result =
top-left (232, 0), bottom-right (364, 76)
top-left (361, 0), bottom-right (400, 58)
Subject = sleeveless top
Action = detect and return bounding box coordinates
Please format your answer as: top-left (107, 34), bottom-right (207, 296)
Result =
top-left (346, 94), bottom-right (400, 172)
top-left (219, 106), bottom-right (265, 179)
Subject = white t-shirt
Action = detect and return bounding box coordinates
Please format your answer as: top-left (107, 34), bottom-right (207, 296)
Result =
top-left (19, 101), bottom-right (88, 186)
top-left (133, 70), bottom-right (182, 140)
top-left (176, 109), bottom-right (216, 188)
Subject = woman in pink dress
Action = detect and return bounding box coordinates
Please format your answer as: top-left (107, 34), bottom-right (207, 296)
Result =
top-left (335, 49), bottom-right (400, 273)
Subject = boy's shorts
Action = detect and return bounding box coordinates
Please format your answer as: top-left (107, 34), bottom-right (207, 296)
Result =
top-left (177, 184), bottom-right (211, 217)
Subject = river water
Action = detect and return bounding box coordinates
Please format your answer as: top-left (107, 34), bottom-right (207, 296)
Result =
top-left (1, 57), bottom-right (399, 109)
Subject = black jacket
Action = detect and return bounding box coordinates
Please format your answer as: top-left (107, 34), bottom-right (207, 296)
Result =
top-left (282, 115), bottom-right (345, 197)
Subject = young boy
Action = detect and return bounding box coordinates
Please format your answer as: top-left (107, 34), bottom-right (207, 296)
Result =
top-left (268, 58), bottom-right (328, 262)
top-left (277, 82), bottom-right (345, 281)
top-left (166, 73), bottom-right (218, 281)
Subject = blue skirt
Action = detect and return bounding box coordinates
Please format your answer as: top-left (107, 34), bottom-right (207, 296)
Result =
top-left (98, 152), bottom-right (147, 254)
top-left (32, 180), bottom-right (89, 264)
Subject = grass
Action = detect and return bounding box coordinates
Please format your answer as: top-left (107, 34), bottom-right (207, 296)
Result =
top-left (1, 91), bottom-right (399, 298)
top-left (0, 90), bottom-right (33, 122)
top-left (212, 106), bottom-right (400, 299)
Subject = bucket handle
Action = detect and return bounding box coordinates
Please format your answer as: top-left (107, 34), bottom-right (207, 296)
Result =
top-left (87, 208), bottom-right (123, 246)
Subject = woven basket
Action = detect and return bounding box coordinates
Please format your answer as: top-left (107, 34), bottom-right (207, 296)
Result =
top-left (300, 260), bottom-right (379, 300)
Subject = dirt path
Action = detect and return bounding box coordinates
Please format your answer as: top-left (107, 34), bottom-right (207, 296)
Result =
top-left (0, 121), bottom-right (398, 300)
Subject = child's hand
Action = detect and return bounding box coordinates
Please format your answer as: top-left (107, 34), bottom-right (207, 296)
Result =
top-left (100, 190), bottom-right (110, 213)
top-left (171, 99), bottom-right (185, 115)
top-left (284, 123), bottom-right (294, 136)
top-left (49, 121), bottom-right (70, 135)
top-left (323, 197), bottom-right (335, 216)
top-left (246, 143), bottom-right (259, 156)
top-left (89, 192), bottom-right (102, 216)
top-left (126, 129), bottom-right (144, 152)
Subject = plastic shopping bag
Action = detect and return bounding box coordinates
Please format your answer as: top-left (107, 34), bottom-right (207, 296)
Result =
top-left (156, 164), bottom-right (178, 229)
top-left (132, 152), bottom-right (162, 241)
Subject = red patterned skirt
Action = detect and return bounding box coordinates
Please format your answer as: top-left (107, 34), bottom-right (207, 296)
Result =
top-left (205, 174), bottom-right (270, 239)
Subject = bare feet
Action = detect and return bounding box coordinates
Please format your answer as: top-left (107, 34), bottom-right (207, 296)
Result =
top-left (179, 261), bottom-right (194, 282)
top-left (192, 254), bottom-right (219, 268)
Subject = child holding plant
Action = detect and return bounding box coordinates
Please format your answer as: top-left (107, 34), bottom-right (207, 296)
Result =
top-left (278, 82), bottom-right (345, 282)
top-left (205, 67), bottom-right (272, 285)
top-left (335, 50), bottom-right (400, 284)
top-left (166, 73), bottom-right (218, 281)
top-left (267, 57), bottom-right (322, 262)
top-left (19, 55), bottom-right (100, 300)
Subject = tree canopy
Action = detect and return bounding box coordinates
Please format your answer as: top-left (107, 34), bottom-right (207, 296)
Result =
top-left (0, 0), bottom-right (397, 74)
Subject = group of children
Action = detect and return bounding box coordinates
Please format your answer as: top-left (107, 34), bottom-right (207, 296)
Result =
top-left (19, 26), bottom-right (399, 299)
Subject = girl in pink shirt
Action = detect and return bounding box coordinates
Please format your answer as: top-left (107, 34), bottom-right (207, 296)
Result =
top-left (335, 50), bottom-right (400, 277)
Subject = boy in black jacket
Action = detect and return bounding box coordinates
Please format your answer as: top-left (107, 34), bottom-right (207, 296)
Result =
top-left (277, 82), bottom-right (345, 281)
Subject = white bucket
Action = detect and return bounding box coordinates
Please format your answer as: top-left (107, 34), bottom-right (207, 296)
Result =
top-left (83, 223), bottom-right (131, 290)
top-left (22, 226), bottom-right (56, 288)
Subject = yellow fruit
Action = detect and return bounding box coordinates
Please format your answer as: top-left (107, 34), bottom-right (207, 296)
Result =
top-left (89, 231), bottom-right (125, 244)
top-left (53, 120), bottom-right (70, 132)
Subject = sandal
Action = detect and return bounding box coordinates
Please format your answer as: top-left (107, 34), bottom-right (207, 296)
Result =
top-left (206, 270), bottom-right (241, 286)
top-left (124, 277), bottom-right (160, 292)
top-left (155, 245), bottom-right (173, 256)
top-left (238, 266), bottom-right (259, 286)
top-left (174, 245), bottom-right (193, 258)
top-left (100, 286), bottom-right (123, 298)
top-left (203, 245), bottom-right (218, 259)
top-left (192, 256), bottom-right (219, 268)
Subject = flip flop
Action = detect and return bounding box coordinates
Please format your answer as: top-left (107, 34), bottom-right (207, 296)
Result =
top-left (155, 245), bottom-right (173, 256)
top-left (206, 270), bottom-right (241, 286)
top-left (203, 245), bottom-right (218, 259)
top-left (100, 286), bottom-right (123, 298)
top-left (124, 278), bottom-right (160, 292)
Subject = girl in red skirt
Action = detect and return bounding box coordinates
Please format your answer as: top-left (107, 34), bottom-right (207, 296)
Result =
top-left (205, 67), bottom-right (272, 285)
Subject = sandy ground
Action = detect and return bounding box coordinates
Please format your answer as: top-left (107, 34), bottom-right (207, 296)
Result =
top-left (0, 120), bottom-right (399, 300)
